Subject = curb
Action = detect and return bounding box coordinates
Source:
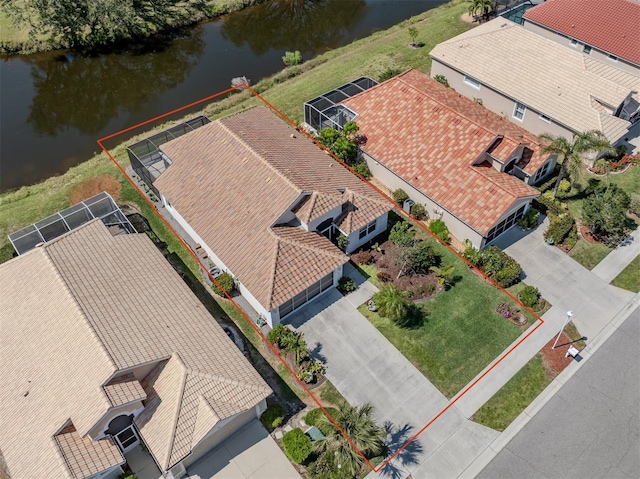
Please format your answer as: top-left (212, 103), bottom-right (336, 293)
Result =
top-left (459, 292), bottom-right (640, 479)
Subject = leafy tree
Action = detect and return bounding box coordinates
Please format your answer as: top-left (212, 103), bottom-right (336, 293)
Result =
top-left (342, 121), bottom-right (359, 139)
top-left (408, 27), bottom-right (418, 46)
top-left (406, 242), bottom-right (440, 274)
top-left (389, 220), bottom-right (416, 248)
top-left (333, 136), bottom-right (358, 162)
top-left (373, 284), bottom-right (411, 322)
top-left (538, 130), bottom-right (613, 198)
top-left (282, 331), bottom-right (310, 365)
top-left (582, 183), bottom-right (631, 242)
top-left (5, 0), bottom-right (206, 48)
top-left (467, 0), bottom-right (495, 21)
top-left (317, 128), bottom-right (341, 149)
top-left (315, 403), bottom-right (386, 478)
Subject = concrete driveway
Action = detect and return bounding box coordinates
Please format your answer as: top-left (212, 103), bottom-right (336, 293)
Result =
top-left (284, 264), bottom-right (498, 478)
top-left (185, 419), bottom-right (299, 479)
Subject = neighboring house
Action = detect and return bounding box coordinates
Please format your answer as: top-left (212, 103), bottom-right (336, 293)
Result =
top-left (430, 18), bottom-right (640, 150)
top-left (339, 69), bottom-right (548, 248)
top-left (522, 0), bottom-right (640, 76)
top-left (132, 107), bottom-right (390, 327)
top-left (0, 220), bottom-right (272, 479)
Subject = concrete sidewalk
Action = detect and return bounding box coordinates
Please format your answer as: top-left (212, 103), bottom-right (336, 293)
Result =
top-left (591, 226), bottom-right (640, 283)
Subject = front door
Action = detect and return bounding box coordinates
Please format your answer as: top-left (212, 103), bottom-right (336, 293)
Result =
top-left (114, 425), bottom-right (140, 453)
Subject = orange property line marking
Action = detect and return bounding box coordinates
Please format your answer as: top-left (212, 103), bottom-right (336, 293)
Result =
top-left (97, 85), bottom-right (545, 474)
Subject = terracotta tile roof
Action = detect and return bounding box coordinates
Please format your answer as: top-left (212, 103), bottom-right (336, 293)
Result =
top-left (0, 220), bottom-right (270, 478)
top-left (430, 19), bottom-right (640, 142)
top-left (55, 424), bottom-right (124, 479)
top-left (156, 107), bottom-right (390, 310)
top-left (342, 70), bottom-right (539, 235)
top-left (103, 373), bottom-right (147, 408)
top-left (523, 0), bottom-right (640, 65)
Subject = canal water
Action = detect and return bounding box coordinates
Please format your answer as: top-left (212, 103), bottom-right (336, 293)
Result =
top-left (0, 0), bottom-right (445, 192)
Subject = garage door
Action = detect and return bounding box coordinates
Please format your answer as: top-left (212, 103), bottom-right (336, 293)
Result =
top-left (278, 272), bottom-right (334, 318)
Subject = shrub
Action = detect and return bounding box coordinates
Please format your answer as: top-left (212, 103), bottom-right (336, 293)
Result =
top-left (316, 128), bottom-right (340, 148)
top-left (544, 213), bottom-right (575, 245)
top-left (377, 271), bottom-right (391, 282)
top-left (282, 428), bottom-right (312, 464)
top-left (117, 473), bottom-right (137, 479)
top-left (379, 67), bottom-right (402, 82)
top-left (352, 249), bottom-right (373, 265)
top-left (332, 136), bottom-right (358, 162)
top-left (373, 284), bottom-right (411, 323)
top-left (629, 193), bottom-right (640, 216)
top-left (463, 243), bottom-right (482, 266)
top-left (282, 50), bottom-right (303, 67)
top-left (267, 324), bottom-right (295, 348)
top-left (351, 161), bottom-right (371, 178)
top-left (406, 242), bottom-right (440, 274)
top-left (495, 302), bottom-right (515, 319)
top-left (557, 179), bottom-right (572, 196)
top-left (429, 219), bottom-right (450, 243)
top-left (517, 208), bottom-right (540, 230)
top-left (211, 272), bottom-right (235, 296)
top-left (392, 188), bottom-right (409, 206)
top-left (337, 232), bottom-right (349, 251)
top-left (260, 403), bottom-right (286, 430)
top-left (535, 191), bottom-right (566, 216)
top-left (481, 246), bottom-right (522, 287)
top-left (410, 202), bottom-right (427, 220)
top-left (389, 220), bottom-right (416, 248)
top-left (304, 407), bottom-right (338, 436)
top-left (434, 74), bottom-right (450, 88)
top-left (519, 285), bottom-right (539, 309)
top-left (338, 276), bottom-right (356, 293)
top-left (0, 243), bottom-right (17, 264)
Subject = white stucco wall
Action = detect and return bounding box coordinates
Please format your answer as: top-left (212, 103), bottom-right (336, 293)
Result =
top-left (345, 214), bottom-right (388, 254)
top-left (429, 60), bottom-right (575, 141)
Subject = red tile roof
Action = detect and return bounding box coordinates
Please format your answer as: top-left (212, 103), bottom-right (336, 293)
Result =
top-left (524, 0), bottom-right (640, 65)
top-left (342, 70), bottom-right (540, 235)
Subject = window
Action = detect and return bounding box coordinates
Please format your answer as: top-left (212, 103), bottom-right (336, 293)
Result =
top-left (358, 219), bottom-right (377, 239)
top-left (570, 39), bottom-right (578, 47)
top-left (463, 75), bottom-right (481, 90)
top-left (484, 205), bottom-right (526, 243)
top-left (583, 45), bottom-right (592, 54)
top-left (533, 162), bottom-right (550, 182)
top-left (608, 54), bottom-right (618, 62)
top-left (539, 114), bottom-right (552, 124)
top-left (513, 102), bottom-right (526, 121)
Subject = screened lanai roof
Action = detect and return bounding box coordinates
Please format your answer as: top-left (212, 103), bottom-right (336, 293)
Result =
top-left (8, 192), bottom-right (136, 255)
top-left (304, 77), bottom-right (377, 131)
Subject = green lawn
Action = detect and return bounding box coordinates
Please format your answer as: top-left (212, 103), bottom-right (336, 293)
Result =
top-left (568, 238), bottom-right (612, 270)
top-left (472, 354), bottom-right (550, 431)
top-left (359, 236), bottom-right (534, 399)
top-left (611, 254), bottom-right (640, 293)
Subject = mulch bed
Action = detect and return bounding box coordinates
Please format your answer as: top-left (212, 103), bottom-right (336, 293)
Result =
top-left (540, 332), bottom-right (578, 380)
top-left (578, 223), bottom-right (603, 245)
top-left (371, 240), bottom-right (442, 301)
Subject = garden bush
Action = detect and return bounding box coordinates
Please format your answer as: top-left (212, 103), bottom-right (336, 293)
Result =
top-left (352, 249), bottom-right (373, 265)
top-left (629, 193), bottom-right (640, 217)
top-left (429, 219), bottom-right (450, 243)
top-left (517, 208), bottom-right (540, 230)
top-left (481, 246), bottom-right (522, 287)
top-left (282, 428), bottom-right (312, 464)
top-left (282, 50), bottom-right (303, 67)
top-left (303, 407), bottom-right (339, 435)
top-left (260, 403), bottom-right (286, 430)
top-left (535, 191), bottom-right (566, 216)
top-left (211, 272), bottom-right (235, 296)
top-left (389, 220), bottom-right (416, 248)
top-left (410, 202), bottom-right (427, 220)
top-left (337, 232), bottom-right (349, 251)
top-left (267, 324), bottom-right (295, 348)
top-left (351, 161), bottom-right (371, 178)
top-left (434, 74), bottom-right (450, 88)
top-left (557, 179), bottom-right (571, 196)
top-left (518, 285), bottom-right (539, 309)
top-left (392, 188), bottom-right (409, 206)
top-left (338, 276), bottom-right (356, 293)
top-left (373, 284), bottom-right (411, 323)
top-left (544, 213), bottom-right (575, 245)
top-left (377, 271), bottom-right (391, 282)
top-left (379, 67), bottom-right (403, 82)
top-left (406, 241), bottom-right (440, 274)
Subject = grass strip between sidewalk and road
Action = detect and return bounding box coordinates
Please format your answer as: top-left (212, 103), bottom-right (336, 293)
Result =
top-left (611, 254), bottom-right (640, 293)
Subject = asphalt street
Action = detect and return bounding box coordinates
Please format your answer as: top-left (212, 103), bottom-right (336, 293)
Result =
top-left (478, 306), bottom-right (639, 479)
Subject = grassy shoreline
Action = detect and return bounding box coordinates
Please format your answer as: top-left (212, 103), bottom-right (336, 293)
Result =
top-left (0, 0), bottom-right (269, 55)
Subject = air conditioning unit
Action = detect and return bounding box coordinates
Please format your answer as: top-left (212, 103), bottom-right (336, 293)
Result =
top-left (403, 198), bottom-right (415, 213)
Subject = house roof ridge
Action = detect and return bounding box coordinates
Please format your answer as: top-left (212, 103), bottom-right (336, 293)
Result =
top-left (187, 368), bottom-right (272, 396)
top-left (270, 225), bottom-right (347, 261)
top-left (218, 112), bottom-right (302, 195)
top-left (265, 233), bottom-right (281, 310)
top-left (471, 163), bottom-right (538, 198)
top-left (164, 353), bottom-right (188, 470)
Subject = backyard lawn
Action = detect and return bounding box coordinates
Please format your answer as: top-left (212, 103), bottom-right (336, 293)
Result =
top-left (358, 235), bottom-right (535, 399)
top-left (611, 254), bottom-right (640, 293)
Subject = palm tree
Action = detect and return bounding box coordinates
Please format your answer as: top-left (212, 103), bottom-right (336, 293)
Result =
top-left (372, 284), bottom-right (411, 323)
top-left (430, 264), bottom-right (455, 286)
top-left (538, 130), bottom-right (613, 198)
top-left (468, 0), bottom-right (495, 22)
top-left (315, 402), bottom-right (386, 478)
top-left (282, 331), bottom-right (309, 365)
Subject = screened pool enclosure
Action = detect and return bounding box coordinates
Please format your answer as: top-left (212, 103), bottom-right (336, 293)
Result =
top-left (304, 77), bottom-right (377, 132)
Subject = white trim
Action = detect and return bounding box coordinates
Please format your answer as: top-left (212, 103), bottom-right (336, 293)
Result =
top-left (513, 102), bottom-right (526, 122)
top-left (463, 75), bottom-right (481, 90)
top-left (608, 54), bottom-right (618, 62)
top-left (539, 114), bottom-right (552, 124)
top-left (583, 44), bottom-right (592, 54)
top-left (569, 38), bottom-right (578, 47)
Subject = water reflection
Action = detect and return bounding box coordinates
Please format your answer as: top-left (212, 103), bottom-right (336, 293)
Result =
top-left (221, 0), bottom-right (366, 55)
top-left (26, 29), bottom-right (205, 136)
